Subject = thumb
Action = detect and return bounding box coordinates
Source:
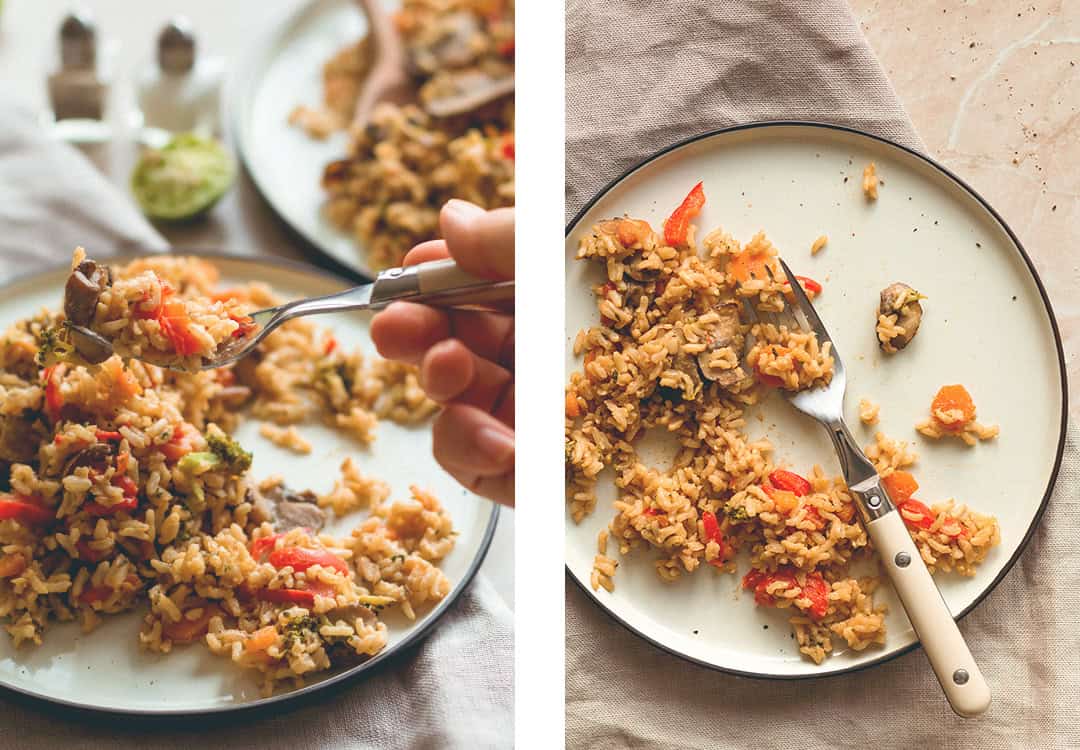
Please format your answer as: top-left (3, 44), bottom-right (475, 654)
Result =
top-left (440, 200), bottom-right (514, 281)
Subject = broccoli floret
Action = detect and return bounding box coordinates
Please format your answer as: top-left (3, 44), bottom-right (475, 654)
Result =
top-left (177, 451), bottom-right (220, 475)
top-left (282, 613), bottom-right (317, 648)
top-left (724, 503), bottom-right (751, 523)
top-left (35, 324), bottom-right (76, 367)
top-left (207, 433), bottom-right (252, 474)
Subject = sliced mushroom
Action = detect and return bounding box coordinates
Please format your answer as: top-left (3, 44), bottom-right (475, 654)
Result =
top-left (878, 282), bottom-right (924, 351)
top-left (422, 68), bottom-right (514, 118)
top-left (62, 442), bottom-right (112, 477)
top-left (250, 483), bottom-right (326, 533)
top-left (64, 260), bottom-right (112, 327)
top-left (408, 11), bottom-right (482, 74)
top-left (697, 302), bottom-right (747, 390)
top-left (658, 352), bottom-right (704, 402)
top-left (69, 324), bottom-right (113, 365)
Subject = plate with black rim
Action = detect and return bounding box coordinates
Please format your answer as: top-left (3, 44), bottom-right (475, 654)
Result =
top-left (564, 122), bottom-right (1066, 678)
top-left (227, 0), bottom-right (389, 280)
top-left (0, 254), bottom-right (498, 714)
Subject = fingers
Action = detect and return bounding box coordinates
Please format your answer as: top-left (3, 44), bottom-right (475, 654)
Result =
top-left (402, 240), bottom-right (450, 266)
top-left (370, 302), bottom-right (450, 366)
top-left (420, 340), bottom-right (514, 424)
top-left (371, 303), bottom-right (513, 370)
top-left (432, 404), bottom-right (515, 506)
top-left (440, 201), bottom-right (514, 281)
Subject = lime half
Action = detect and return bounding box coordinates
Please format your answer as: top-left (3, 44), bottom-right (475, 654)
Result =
top-left (131, 134), bottom-right (235, 221)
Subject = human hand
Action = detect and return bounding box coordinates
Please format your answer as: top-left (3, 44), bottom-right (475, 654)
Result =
top-left (371, 200), bottom-right (514, 506)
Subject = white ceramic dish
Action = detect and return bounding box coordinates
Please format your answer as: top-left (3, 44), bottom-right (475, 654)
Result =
top-left (228, 0), bottom-right (393, 279)
top-left (0, 255), bottom-right (497, 713)
top-left (564, 122), bottom-right (1066, 678)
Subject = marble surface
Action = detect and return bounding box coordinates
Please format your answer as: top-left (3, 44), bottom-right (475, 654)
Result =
top-left (850, 0), bottom-right (1079, 416)
top-left (0, 0), bottom-right (514, 608)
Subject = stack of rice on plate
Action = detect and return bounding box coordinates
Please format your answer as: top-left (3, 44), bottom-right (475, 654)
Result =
top-left (565, 186), bottom-right (1000, 664)
top-left (0, 253), bottom-right (453, 695)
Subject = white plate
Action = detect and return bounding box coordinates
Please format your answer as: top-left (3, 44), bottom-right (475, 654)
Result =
top-left (228, 0), bottom-right (392, 279)
top-left (565, 122), bottom-right (1066, 678)
top-left (0, 255), bottom-right (498, 713)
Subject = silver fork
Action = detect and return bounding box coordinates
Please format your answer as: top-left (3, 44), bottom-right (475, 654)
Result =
top-left (769, 257), bottom-right (990, 717)
top-left (70, 258), bottom-right (513, 372)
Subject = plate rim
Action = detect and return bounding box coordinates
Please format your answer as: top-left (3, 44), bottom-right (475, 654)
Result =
top-left (564, 119), bottom-right (1068, 680)
top-left (0, 251), bottom-right (500, 715)
top-left (224, 0), bottom-right (377, 281)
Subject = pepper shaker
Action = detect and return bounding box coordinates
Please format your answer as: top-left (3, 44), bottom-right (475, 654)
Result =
top-left (134, 18), bottom-right (224, 147)
top-left (45, 9), bottom-right (113, 143)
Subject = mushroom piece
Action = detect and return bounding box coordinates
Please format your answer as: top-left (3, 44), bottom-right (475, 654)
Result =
top-left (878, 282), bottom-right (924, 351)
top-left (697, 301), bottom-right (748, 389)
top-left (408, 11), bottom-right (483, 74)
top-left (69, 324), bottom-right (113, 365)
top-left (422, 67), bottom-right (514, 118)
top-left (0, 414), bottom-right (43, 463)
top-left (658, 351), bottom-right (704, 402)
top-left (61, 442), bottom-right (112, 477)
top-left (64, 259), bottom-right (112, 327)
top-left (250, 483), bottom-right (327, 533)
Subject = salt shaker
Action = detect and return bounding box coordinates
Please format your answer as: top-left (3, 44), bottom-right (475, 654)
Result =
top-left (134, 18), bottom-right (224, 147)
top-left (46, 10), bottom-right (113, 143)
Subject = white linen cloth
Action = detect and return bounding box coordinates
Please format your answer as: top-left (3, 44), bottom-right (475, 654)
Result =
top-left (0, 105), bottom-right (514, 750)
top-left (565, 1), bottom-right (1077, 747)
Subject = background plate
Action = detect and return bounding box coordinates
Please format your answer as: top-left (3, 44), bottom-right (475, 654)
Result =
top-left (0, 255), bottom-right (497, 713)
top-left (565, 122), bottom-right (1065, 678)
top-left (229, 0), bottom-right (390, 278)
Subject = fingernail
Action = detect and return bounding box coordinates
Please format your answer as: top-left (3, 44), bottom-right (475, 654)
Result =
top-left (443, 199), bottom-right (485, 226)
top-left (475, 426), bottom-right (514, 468)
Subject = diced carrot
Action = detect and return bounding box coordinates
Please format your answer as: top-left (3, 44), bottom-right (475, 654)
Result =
top-left (601, 218), bottom-right (652, 248)
top-left (882, 471), bottom-right (919, 503)
top-left (160, 423), bottom-right (195, 462)
top-left (770, 488), bottom-right (799, 514)
top-left (0, 553), bottom-right (26, 578)
top-left (753, 363), bottom-right (785, 388)
top-left (565, 391), bottom-right (580, 418)
top-left (163, 604), bottom-right (223, 643)
top-left (323, 337), bottom-right (338, 356)
top-left (728, 249), bottom-right (777, 283)
top-left (79, 574), bottom-right (139, 605)
top-left (930, 384), bottom-right (976, 431)
top-left (244, 625), bottom-right (279, 654)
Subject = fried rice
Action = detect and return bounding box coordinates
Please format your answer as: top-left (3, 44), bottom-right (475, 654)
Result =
top-left (565, 202), bottom-right (1000, 664)
top-left (293, 0), bottom-right (515, 269)
top-left (0, 253), bottom-right (454, 696)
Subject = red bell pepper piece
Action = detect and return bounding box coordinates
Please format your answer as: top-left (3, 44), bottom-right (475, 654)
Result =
top-left (95, 430), bottom-right (123, 442)
top-left (701, 510), bottom-right (726, 567)
top-left (250, 532), bottom-right (286, 562)
top-left (255, 581), bottom-right (337, 608)
top-left (663, 182), bottom-right (706, 247)
top-left (268, 547), bottom-right (349, 576)
top-left (783, 275), bottom-right (823, 297)
top-left (897, 499), bottom-right (936, 530)
top-left (768, 470), bottom-right (811, 497)
top-left (0, 495), bottom-right (54, 525)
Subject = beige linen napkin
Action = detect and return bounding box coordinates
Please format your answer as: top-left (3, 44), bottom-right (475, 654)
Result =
top-left (565, 2), bottom-right (1077, 748)
top-left (0, 105), bottom-right (513, 750)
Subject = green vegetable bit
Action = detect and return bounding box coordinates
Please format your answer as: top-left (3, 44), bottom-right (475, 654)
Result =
top-left (207, 433), bottom-right (252, 474)
top-left (131, 133), bottom-right (235, 220)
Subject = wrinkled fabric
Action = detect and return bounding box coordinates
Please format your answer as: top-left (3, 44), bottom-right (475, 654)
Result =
top-left (566, 0), bottom-right (924, 222)
top-left (565, 1), bottom-right (1077, 748)
top-left (0, 104), bottom-right (513, 750)
top-left (0, 107), bottom-right (169, 273)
